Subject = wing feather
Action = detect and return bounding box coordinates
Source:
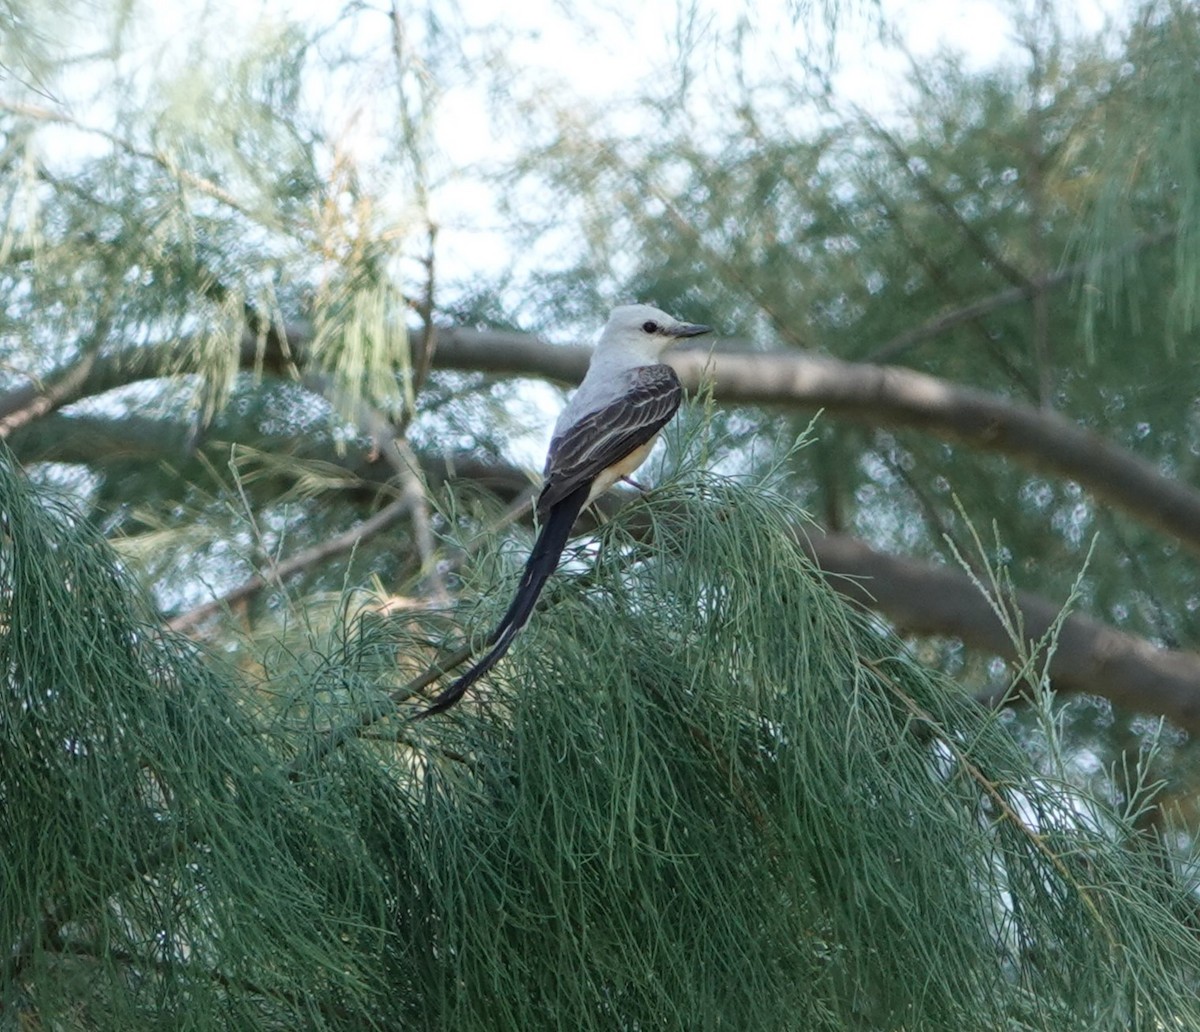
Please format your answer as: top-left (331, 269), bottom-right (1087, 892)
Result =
top-left (537, 364), bottom-right (683, 517)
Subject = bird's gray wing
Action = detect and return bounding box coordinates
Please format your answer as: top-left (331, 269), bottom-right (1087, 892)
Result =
top-left (537, 363), bottom-right (683, 517)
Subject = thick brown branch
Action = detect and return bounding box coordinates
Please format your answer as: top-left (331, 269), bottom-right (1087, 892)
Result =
top-left (431, 333), bottom-right (1200, 559)
top-left (0, 323), bottom-right (109, 438)
top-left (442, 466), bottom-right (1200, 730)
top-left (9, 321), bottom-right (1200, 560)
top-left (26, 409), bottom-right (1194, 728)
top-left (800, 529), bottom-right (1200, 731)
top-left (360, 458), bottom-right (1200, 731)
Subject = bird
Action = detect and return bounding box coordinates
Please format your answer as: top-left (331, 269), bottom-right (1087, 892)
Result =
top-left (417, 303), bottom-right (711, 718)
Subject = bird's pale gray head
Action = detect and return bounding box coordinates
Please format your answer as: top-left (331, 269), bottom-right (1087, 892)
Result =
top-left (598, 303), bottom-right (711, 361)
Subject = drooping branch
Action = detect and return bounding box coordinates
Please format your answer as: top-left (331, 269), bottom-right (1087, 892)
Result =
top-left (0, 100), bottom-right (260, 219)
top-left (166, 497), bottom-right (411, 633)
top-left (0, 314), bottom-right (113, 438)
top-left (429, 331), bottom-right (1200, 559)
top-left (798, 529), bottom-right (1200, 731)
top-left (0, 326), bottom-right (304, 429)
top-left (865, 230), bottom-right (1167, 363)
top-left (9, 320), bottom-right (1200, 561)
top-left (0, 351), bottom-right (99, 438)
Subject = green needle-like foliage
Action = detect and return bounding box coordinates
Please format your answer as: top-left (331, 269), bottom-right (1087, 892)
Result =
top-left (3, 445), bottom-right (1200, 1029)
top-left (0, 454), bottom-right (393, 1028)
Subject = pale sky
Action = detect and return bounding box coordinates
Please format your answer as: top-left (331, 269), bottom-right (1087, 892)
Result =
top-left (96, 0), bottom-right (1129, 307)
top-left (427, 0), bottom-right (1127, 309)
top-left (31, 0), bottom-right (1132, 465)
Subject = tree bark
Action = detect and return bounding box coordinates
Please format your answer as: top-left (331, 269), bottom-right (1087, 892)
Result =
top-left (430, 329), bottom-right (1200, 560)
top-left (799, 528), bottom-right (1200, 730)
top-left (12, 315), bottom-right (1200, 561)
top-left (10, 326), bottom-right (1200, 729)
top-left (8, 326), bottom-right (1200, 560)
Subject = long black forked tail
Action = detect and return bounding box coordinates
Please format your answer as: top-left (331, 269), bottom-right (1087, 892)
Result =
top-left (415, 483), bottom-right (592, 719)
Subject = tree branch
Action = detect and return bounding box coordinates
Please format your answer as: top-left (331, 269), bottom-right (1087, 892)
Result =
top-left (601, 484), bottom-right (1200, 730)
top-left (166, 497), bottom-right (411, 633)
top-left (0, 314), bottom-right (112, 438)
top-left (27, 408), bottom-right (1193, 728)
top-left (460, 473), bottom-right (1200, 731)
top-left (10, 320), bottom-right (1200, 561)
top-left (323, 457), bottom-right (1200, 732)
top-left (0, 325), bottom-right (303, 426)
top-left (798, 528), bottom-right (1200, 731)
top-left (863, 116), bottom-right (1031, 291)
top-left (430, 331), bottom-right (1200, 559)
top-left (0, 100), bottom-right (259, 219)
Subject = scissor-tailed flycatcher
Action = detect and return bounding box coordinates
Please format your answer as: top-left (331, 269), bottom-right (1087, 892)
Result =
top-left (419, 303), bottom-right (711, 718)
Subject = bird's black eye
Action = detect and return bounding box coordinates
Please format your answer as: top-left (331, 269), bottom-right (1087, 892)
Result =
top-left (641, 320), bottom-right (659, 334)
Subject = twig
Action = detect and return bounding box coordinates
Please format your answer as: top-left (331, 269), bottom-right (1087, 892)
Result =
top-left (862, 655), bottom-right (1115, 945)
top-left (0, 100), bottom-right (257, 220)
top-left (410, 224), bottom-right (439, 405)
top-left (863, 115), bottom-right (1030, 291)
top-left (0, 314), bottom-right (111, 437)
top-left (168, 497), bottom-right (410, 633)
top-left (392, 437), bottom-right (447, 600)
top-left (388, 0), bottom-right (439, 437)
top-left (632, 166), bottom-right (807, 349)
top-left (285, 493), bottom-right (538, 768)
top-left (874, 437), bottom-right (983, 579)
top-left (284, 642), bottom-right (472, 780)
top-left (865, 232), bottom-right (1173, 364)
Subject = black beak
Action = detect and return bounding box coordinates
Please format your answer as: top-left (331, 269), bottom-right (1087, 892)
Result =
top-left (668, 322), bottom-right (712, 338)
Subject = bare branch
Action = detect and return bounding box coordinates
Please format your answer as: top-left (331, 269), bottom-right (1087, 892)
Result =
top-left (167, 497), bottom-right (410, 633)
top-left (10, 319), bottom-right (1200, 561)
top-left (391, 436), bottom-right (446, 600)
top-left (800, 528), bottom-right (1200, 731)
top-left (0, 313), bottom-right (112, 438)
top-left (1, 100), bottom-right (257, 219)
top-left (863, 116), bottom-right (1031, 291)
top-left (0, 349), bottom-right (100, 438)
top-left (431, 331), bottom-right (1200, 559)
